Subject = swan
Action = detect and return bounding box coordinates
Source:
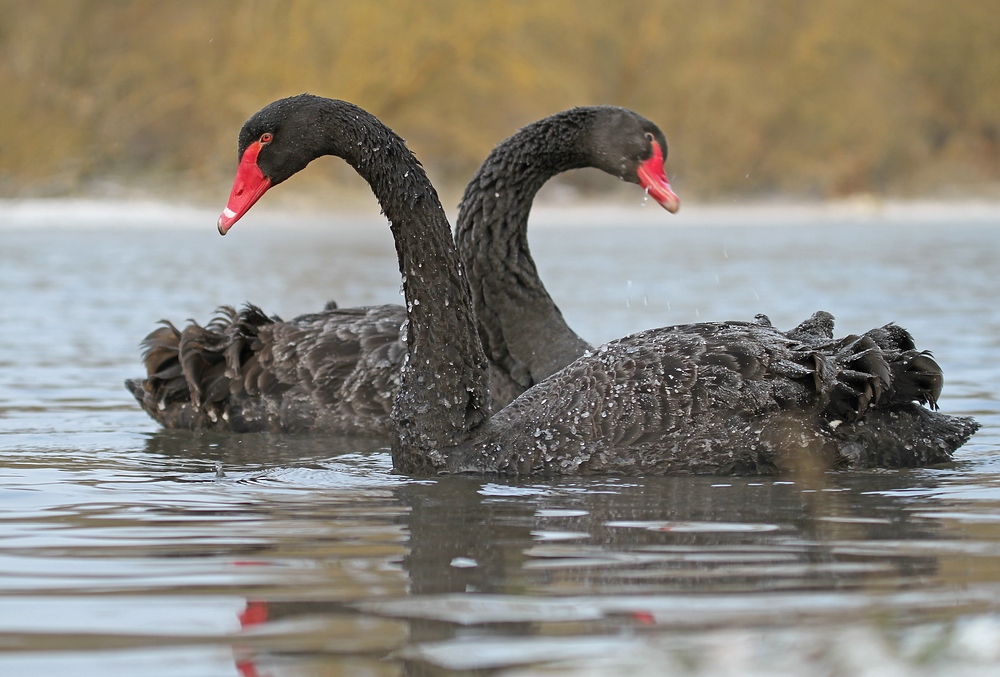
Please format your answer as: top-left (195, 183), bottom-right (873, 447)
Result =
top-left (188, 94), bottom-right (978, 474)
top-left (456, 107), bottom-right (678, 408)
top-left (126, 106), bottom-right (679, 433)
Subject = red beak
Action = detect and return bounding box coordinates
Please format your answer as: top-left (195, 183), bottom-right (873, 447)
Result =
top-left (218, 141), bottom-right (272, 235)
top-left (637, 141), bottom-right (680, 213)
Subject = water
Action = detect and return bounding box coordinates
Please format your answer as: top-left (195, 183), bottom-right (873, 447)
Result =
top-left (1, 200), bottom-right (999, 676)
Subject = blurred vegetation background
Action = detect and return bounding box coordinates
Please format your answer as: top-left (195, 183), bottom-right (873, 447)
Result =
top-left (1, 0), bottom-right (999, 203)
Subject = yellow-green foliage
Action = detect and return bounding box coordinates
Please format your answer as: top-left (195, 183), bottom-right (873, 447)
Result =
top-left (1, 0), bottom-right (998, 198)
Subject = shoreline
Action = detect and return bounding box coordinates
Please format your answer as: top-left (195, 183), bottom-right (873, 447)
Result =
top-left (1, 196), bottom-right (998, 230)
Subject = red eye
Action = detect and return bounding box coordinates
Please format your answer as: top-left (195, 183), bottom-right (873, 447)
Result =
top-left (260, 133), bottom-right (273, 144)
top-left (645, 132), bottom-right (654, 142)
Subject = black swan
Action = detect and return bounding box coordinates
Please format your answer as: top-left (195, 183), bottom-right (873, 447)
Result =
top-left (126, 106), bottom-right (679, 433)
top-left (456, 107), bottom-right (678, 408)
top-left (157, 94), bottom-right (978, 474)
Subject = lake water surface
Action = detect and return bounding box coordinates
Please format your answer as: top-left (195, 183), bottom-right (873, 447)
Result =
top-left (1, 201), bottom-right (998, 676)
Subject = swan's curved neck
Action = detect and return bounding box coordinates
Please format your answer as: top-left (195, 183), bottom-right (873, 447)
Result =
top-left (455, 112), bottom-right (594, 388)
top-left (317, 101), bottom-right (491, 466)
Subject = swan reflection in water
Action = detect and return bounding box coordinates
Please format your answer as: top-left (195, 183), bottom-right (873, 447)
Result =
top-left (139, 431), bottom-right (971, 675)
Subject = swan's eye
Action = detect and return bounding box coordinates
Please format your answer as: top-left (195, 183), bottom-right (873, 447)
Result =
top-left (644, 132), bottom-right (654, 142)
top-left (260, 133), bottom-right (273, 144)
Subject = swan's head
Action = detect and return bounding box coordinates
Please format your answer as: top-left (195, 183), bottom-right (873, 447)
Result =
top-left (586, 108), bottom-right (680, 213)
top-left (218, 94), bottom-right (329, 234)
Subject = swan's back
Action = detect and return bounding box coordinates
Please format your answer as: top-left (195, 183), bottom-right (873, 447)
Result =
top-left (442, 312), bottom-right (979, 475)
top-left (127, 304), bottom-right (406, 434)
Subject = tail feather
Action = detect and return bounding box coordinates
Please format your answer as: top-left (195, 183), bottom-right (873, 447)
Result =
top-left (795, 335), bottom-right (891, 422)
top-left (783, 313), bottom-right (947, 424)
top-left (126, 304), bottom-right (277, 426)
top-left (886, 350), bottom-right (944, 410)
top-left (139, 322), bottom-right (181, 378)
